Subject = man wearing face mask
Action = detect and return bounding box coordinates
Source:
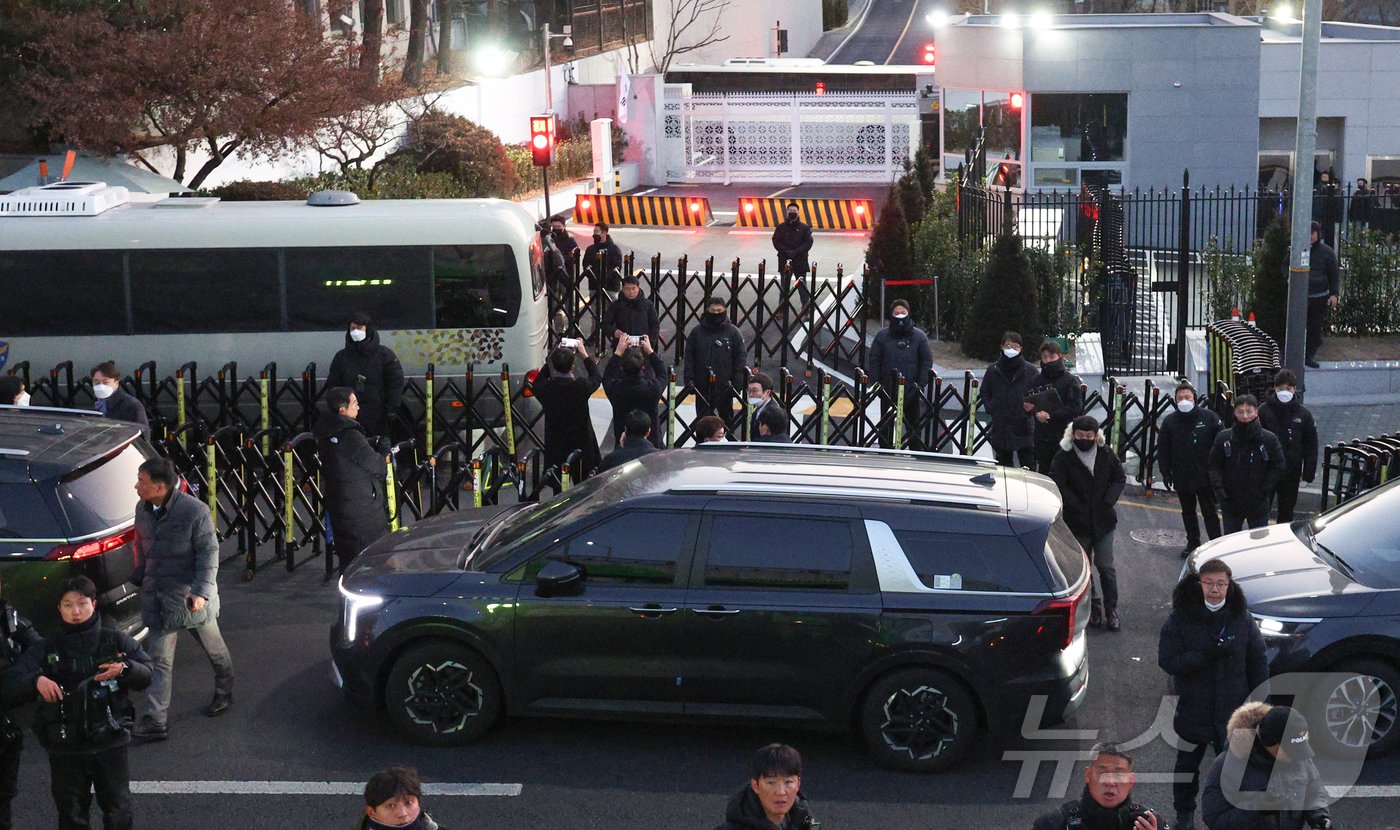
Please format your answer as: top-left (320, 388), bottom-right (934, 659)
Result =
top-left (1209, 396), bottom-right (1286, 534)
top-left (601, 272), bottom-right (661, 350)
top-left (583, 222), bottom-right (625, 298)
top-left (547, 214), bottom-right (579, 295)
top-left (982, 332), bottom-right (1038, 468)
top-left (327, 312), bottom-right (405, 442)
top-left (603, 335), bottom-right (666, 449)
top-left (745, 372), bottom-right (777, 441)
top-left (1158, 381), bottom-right (1225, 558)
top-left (684, 296), bottom-right (748, 423)
top-left (868, 299), bottom-right (933, 449)
top-left (771, 202), bottom-right (814, 278)
top-left (1159, 560), bottom-right (1268, 830)
top-left (1051, 415), bottom-right (1127, 631)
top-left (0, 376), bottom-right (29, 407)
top-left (1026, 340), bottom-right (1084, 473)
top-left (89, 363), bottom-right (150, 439)
top-left (1258, 370), bottom-right (1318, 523)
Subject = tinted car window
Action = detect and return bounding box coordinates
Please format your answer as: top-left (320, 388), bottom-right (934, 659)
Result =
top-left (0, 251), bottom-right (126, 336)
top-left (129, 249), bottom-right (281, 333)
top-left (476, 476), bottom-right (619, 570)
top-left (894, 530), bottom-right (1047, 593)
top-left (564, 511), bottom-right (694, 585)
top-left (55, 443), bottom-right (151, 536)
top-left (1311, 482), bottom-right (1400, 589)
top-left (0, 483), bottom-right (61, 539)
top-left (1045, 518), bottom-right (1088, 592)
top-left (704, 515), bottom-right (854, 590)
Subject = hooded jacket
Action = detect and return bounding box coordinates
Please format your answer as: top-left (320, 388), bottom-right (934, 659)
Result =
top-left (327, 324), bottom-right (405, 437)
top-left (981, 354), bottom-right (1038, 453)
top-left (1048, 427), bottom-right (1126, 540)
top-left (1027, 360), bottom-right (1085, 446)
top-left (1258, 397), bottom-right (1318, 482)
top-left (1208, 421), bottom-right (1287, 515)
top-left (602, 351), bottom-right (667, 448)
top-left (1201, 734), bottom-right (1329, 830)
top-left (132, 488), bottom-right (222, 632)
top-left (314, 412), bottom-right (391, 560)
top-left (771, 216), bottom-right (814, 276)
top-left (868, 321), bottom-right (933, 390)
top-left (602, 291), bottom-right (661, 346)
top-left (533, 358), bottom-right (603, 474)
top-left (711, 785), bottom-right (817, 830)
top-left (1157, 573), bottom-right (1270, 745)
top-left (684, 316), bottom-right (748, 391)
top-left (1031, 786), bottom-right (1166, 830)
top-left (1158, 403), bottom-right (1224, 492)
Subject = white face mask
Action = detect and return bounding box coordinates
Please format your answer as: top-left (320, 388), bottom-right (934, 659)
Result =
top-left (1177, 399), bottom-right (1195, 413)
top-left (893, 313), bottom-right (909, 320)
top-left (1276, 390), bottom-right (1295, 404)
top-left (747, 396), bottom-right (765, 408)
top-left (92, 382), bottom-right (115, 400)
top-left (14, 392), bottom-right (30, 407)
top-left (1002, 347), bottom-right (1020, 359)
top-left (349, 328), bottom-right (367, 343)
top-left (1204, 597), bottom-right (1228, 612)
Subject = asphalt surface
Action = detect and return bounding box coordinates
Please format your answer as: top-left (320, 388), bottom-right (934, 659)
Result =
top-left (568, 219), bottom-right (873, 277)
top-left (830, 0), bottom-right (942, 66)
top-left (8, 484), bottom-right (1400, 829)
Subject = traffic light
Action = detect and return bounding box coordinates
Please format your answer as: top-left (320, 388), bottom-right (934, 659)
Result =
top-left (529, 114), bottom-right (555, 167)
top-left (922, 43), bottom-right (936, 65)
top-left (1010, 92), bottom-right (1024, 109)
top-left (815, 81), bottom-right (826, 96)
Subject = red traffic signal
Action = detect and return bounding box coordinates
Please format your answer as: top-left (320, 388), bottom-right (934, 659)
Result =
top-left (529, 115), bottom-right (555, 167)
top-left (922, 43), bottom-right (936, 65)
top-left (1010, 92), bottom-right (1024, 109)
top-left (815, 80), bottom-right (826, 95)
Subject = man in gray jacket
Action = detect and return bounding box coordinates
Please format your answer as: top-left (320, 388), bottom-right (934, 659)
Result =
top-left (130, 458), bottom-right (235, 741)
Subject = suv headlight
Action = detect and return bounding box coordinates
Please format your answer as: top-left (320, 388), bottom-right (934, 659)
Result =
top-left (339, 577), bottom-right (385, 643)
top-left (1253, 613), bottom-right (1321, 640)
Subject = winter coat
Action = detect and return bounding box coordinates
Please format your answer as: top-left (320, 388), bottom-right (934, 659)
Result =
top-left (533, 358), bottom-right (603, 474)
top-left (771, 217), bottom-right (814, 277)
top-left (1201, 738), bottom-right (1329, 830)
top-left (3, 615), bottom-right (153, 756)
top-left (1258, 398), bottom-right (1319, 482)
top-left (1306, 239), bottom-right (1340, 298)
top-left (868, 323), bottom-right (933, 389)
top-left (1208, 422), bottom-right (1287, 516)
top-left (1049, 427), bottom-right (1126, 541)
top-left (1031, 787), bottom-right (1166, 830)
top-left (602, 292), bottom-right (662, 345)
top-left (1027, 360), bottom-right (1084, 446)
top-left (712, 785), bottom-right (817, 830)
top-left (1157, 573), bottom-right (1270, 745)
top-left (598, 436), bottom-right (659, 472)
top-left (1158, 406), bottom-right (1225, 493)
top-left (132, 488), bottom-right (222, 632)
top-left (314, 413), bottom-right (390, 560)
top-left (582, 239), bottom-right (625, 293)
top-left (96, 386), bottom-right (150, 439)
top-left (355, 812), bottom-right (444, 830)
top-left (0, 600), bottom-right (42, 729)
top-left (327, 325), bottom-right (405, 437)
top-left (602, 351), bottom-right (667, 448)
top-left (684, 318), bottom-right (748, 391)
top-left (981, 355), bottom-right (1039, 454)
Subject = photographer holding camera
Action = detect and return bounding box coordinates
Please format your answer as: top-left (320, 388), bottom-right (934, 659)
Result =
top-left (1032, 742), bottom-right (1167, 830)
top-left (3, 576), bottom-right (153, 830)
top-left (532, 339), bottom-right (603, 477)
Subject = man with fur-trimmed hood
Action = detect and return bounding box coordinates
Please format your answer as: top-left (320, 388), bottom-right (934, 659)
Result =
top-left (1159, 560), bottom-right (1270, 830)
top-left (1049, 415), bottom-right (1127, 631)
top-left (1202, 706), bottom-right (1331, 830)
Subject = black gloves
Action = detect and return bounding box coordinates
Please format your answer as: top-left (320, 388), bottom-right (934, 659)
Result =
top-left (1304, 810), bottom-right (1331, 830)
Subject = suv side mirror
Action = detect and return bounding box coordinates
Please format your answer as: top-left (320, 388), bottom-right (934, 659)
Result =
top-left (535, 559), bottom-right (584, 597)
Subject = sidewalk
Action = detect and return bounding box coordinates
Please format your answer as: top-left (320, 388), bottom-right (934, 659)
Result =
top-left (515, 177), bottom-right (593, 222)
top-left (808, 0), bottom-right (874, 61)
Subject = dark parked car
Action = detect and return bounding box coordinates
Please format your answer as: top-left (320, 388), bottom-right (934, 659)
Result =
top-left (0, 405), bottom-right (151, 637)
top-left (331, 444), bottom-right (1090, 772)
top-left (1189, 477), bottom-right (1400, 759)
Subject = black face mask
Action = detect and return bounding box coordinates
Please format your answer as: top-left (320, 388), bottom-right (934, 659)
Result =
top-left (552, 228), bottom-right (568, 240)
top-left (890, 316), bottom-right (912, 334)
top-left (592, 235), bottom-right (603, 243)
top-left (786, 213), bottom-right (799, 223)
top-left (1238, 417), bottom-right (1261, 435)
top-left (703, 311), bottom-right (727, 328)
top-left (1040, 359), bottom-right (1062, 374)
top-left (1073, 437), bottom-right (1096, 452)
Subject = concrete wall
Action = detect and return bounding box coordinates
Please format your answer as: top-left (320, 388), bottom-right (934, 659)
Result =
top-left (650, 0), bottom-right (821, 67)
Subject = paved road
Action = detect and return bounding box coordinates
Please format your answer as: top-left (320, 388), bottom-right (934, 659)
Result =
top-left (830, 0), bottom-right (941, 65)
top-left (8, 482), bottom-right (1400, 829)
top-left (569, 219), bottom-right (872, 277)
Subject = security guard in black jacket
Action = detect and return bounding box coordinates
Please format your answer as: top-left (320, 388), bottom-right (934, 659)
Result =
top-left (0, 577), bottom-right (41, 830)
top-left (1027, 340), bottom-right (1084, 473)
top-left (1208, 395), bottom-right (1286, 534)
top-left (1258, 370), bottom-right (1319, 523)
top-left (1157, 381), bottom-right (1224, 556)
top-left (1031, 742), bottom-right (1168, 830)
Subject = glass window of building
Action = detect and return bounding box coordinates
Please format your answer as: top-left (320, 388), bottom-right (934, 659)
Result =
top-left (1030, 94), bottom-right (1127, 163)
top-left (942, 88), bottom-right (981, 170)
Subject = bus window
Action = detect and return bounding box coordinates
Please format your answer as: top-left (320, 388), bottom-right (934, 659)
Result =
top-left (129, 249), bottom-right (280, 334)
top-left (529, 234), bottom-right (545, 300)
top-left (433, 244), bottom-right (521, 328)
top-left (285, 246), bottom-right (433, 331)
top-left (0, 251), bottom-right (125, 336)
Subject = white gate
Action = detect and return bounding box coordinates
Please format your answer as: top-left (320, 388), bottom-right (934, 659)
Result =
top-left (663, 86), bottom-right (919, 185)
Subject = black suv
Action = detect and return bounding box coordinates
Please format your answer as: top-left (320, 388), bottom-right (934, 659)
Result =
top-left (331, 444), bottom-right (1091, 772)
top-left (0, 406), bottom-right (151, 636)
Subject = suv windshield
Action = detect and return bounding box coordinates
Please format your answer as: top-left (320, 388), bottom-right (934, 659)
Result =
top-left (1310, 480), bottom-right (1400, 589)
top-left (470, 472), bottom-right (619, 570)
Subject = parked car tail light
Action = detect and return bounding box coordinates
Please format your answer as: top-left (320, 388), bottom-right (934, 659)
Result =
top-left (47, 525), bottom-right (137, 561)
top-left (1032, 581), bottom-right (1087, 651)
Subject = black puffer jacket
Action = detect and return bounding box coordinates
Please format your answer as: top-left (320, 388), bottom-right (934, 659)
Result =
top-left (1201, 738), bottom-right (1329, 830)
top-left (1031, 787), bottom-right (1167, 830)
top-left (327, 325), bottom-right (405, 437)
top-left (314, 413), bottom-right (390, 559)
top-left (582, 239), bottom-right (625, 292)
top-left (981, 354), bottom-right (1038, 453)
top-left (1158, 405), bottom-right (1224, 492)
top-left (1258, 397), bottom-right (1319, 481)
top-left (712, 786), bottom-right (817, 830)
top-left (533, 359), bottom-right (603, 474)
top-left (1157, 573), bottom-right (1269, 744)
top-left (684, 317), bottom-right (747, 390)
top-left (868, 322), bottom-right (933, 388)
top-left (602, 351), bottom-right (666, 448)
top-left (1306, 238), bottom-right (1340, 298)
top-left (1027, 360), bottom-right (1084, 446)
top-left (1048, 427), bottom-right (1126, 541)
top-left (602, 292), bottom-right (661, 345)
top-left (1208, 421), bottom-right (1287, 516)
top-left (771, 217), bottom-right (814, 277)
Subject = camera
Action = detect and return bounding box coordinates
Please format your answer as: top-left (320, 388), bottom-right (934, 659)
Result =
top-left (560, 337), bottom-right (581, 349)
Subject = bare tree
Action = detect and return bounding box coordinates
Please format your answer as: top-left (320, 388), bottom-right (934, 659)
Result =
top-left (650, 0), bottom-right (732, 75)
top-left (437, 0), bottom-right (455, 75)
top-left (363, 0), bottom-right (385, 80)
top-left (404, 0), bottom-right (430, 85)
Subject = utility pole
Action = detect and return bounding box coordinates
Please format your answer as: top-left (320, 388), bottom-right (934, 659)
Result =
top-left (1285, 1), bottom-right (1323, 386)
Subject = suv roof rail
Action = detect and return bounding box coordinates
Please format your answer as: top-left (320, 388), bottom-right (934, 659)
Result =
top-left (0, 404), bottom-right (104, 418)
top-left (667, 483), bottom-right (1003, 510)
top-left (693, 442), bottom-right (999, 467)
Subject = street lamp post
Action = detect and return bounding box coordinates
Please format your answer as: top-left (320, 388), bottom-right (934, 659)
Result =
top-left (539, 23), bottom-right (573, 219)
top-left (1285, 1), bottom-right (1322, 384)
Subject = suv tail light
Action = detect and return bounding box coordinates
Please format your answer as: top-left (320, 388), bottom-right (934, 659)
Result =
top-left (47, 526), bottom-right (137, 561)
top-left (1032, 581), bottom-right (1087, 650)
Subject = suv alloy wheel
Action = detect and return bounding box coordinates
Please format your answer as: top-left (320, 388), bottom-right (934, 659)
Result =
top-left (860, 668), bottom-right (978, 772)
top-left (385, 642), bottom-right (503, 746)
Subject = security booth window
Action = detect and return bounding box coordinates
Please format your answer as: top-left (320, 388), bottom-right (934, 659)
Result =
top-left (129, 248), bottom-right (280, 334)
top-left (433, 244), bottom-right (522, 328)
top-left (942, 88), bottom-right (981, 173)
top-left (1030, 93), bottom-right (1127, 163)
top-left (0, 251), bottom-right (126, 336)
top-left (285, 246), bottom-right (434, 331)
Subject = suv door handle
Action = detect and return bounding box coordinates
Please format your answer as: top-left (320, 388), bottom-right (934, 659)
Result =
top-left (629, 606), bottom-right (678, 617)
top-left (691, 607), bottom-right (742, 617)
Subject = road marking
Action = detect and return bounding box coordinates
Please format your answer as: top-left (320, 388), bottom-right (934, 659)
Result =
top-left (766, 186), bottom-right (797, 199)
top-left (826, 0), bottom-right (877, 63)
top-left (131, 781), bottom-right (522, 797)
top-left (1325, 784), bottom-right (1400, 798)
top-left (1117, 498), bottom-right (1186, 515)
top-left (885, 0), bottom-right (922, 66)
top-left (634, 187), bottom-right (657, 196)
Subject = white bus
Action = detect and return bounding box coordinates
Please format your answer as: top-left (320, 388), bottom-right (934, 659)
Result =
top-left (0, 182), bottom-right (549, 379)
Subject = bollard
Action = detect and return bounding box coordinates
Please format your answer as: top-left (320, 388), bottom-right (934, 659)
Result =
top-left (964, 376), bottom-right (979, 455)
top-left (425, 370), bottom-right (435, 458)
top-left (741, 394), bottom-right (751, 442)
top-left (205, 440), bottom-right (218, 524)
top-left (282, 447), bottom-right (296, 544)
top-left (385, 453), bottom-right (400, 532)
top-left (893, 375), bottom-right (906, 449)
top-left (667, 369), bottom-right (677, 448)
top-left (560, 463), bottom-right (573, 491)
top-left (820, 373), bottom-right (831, 446)
top-left (471, 459), bottom-right (483, 509)
top-left (259, 373), bottom-right (271, 455)
top-left (1113, 385), bottom-right (1126, 457)
top-left (501, 367), bottom-right (516, 458)
top-left (175, 370), bottom-right (187, 430)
